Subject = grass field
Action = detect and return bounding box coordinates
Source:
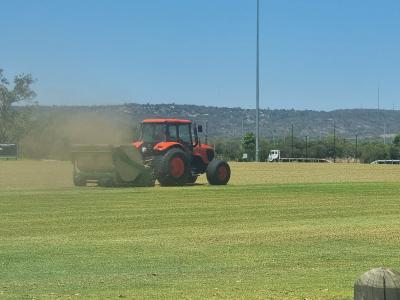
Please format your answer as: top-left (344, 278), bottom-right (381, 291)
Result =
top-left (1, 161), bottom-right (400, 299)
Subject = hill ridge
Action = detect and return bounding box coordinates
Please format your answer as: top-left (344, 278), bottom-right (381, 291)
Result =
top-left (34, 103), bottom-right (398, 139)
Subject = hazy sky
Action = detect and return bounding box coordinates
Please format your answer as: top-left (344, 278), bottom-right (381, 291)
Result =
top-left (1, 0), bottom-right (399, 110)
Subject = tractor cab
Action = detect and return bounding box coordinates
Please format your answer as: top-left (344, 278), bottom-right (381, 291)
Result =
top-left (136, 119), bottom-right (206, 156)
top-left (140, 119), bottom-right (194, 146)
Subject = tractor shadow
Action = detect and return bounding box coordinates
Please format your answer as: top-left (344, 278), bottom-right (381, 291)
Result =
top-left (154, 183), bottom-right (207, 187)
top-left (185, 183), bottom-right (206, 186)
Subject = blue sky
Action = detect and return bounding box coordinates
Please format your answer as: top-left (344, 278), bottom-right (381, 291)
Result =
top-left (1, 0), bottom-right (399, 110)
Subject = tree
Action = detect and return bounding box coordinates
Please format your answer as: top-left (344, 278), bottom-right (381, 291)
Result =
top-left (0, 69), bottom-right (36, 142)
top-left (360, 142), bottom-right (389, 163)
top-left (213, 139), bottom-right (242, 161)
top-left (259, 138), bottom-right (271, 162)
top-left (393, 134), bottom-right (400, 146)
top-left (389, 133), bottom-right (400, 160)
top-left (241, 132), bottom-right (256, 161)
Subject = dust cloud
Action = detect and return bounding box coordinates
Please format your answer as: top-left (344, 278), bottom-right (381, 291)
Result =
top-left (20, 111), bottom-right (139, 159)
top-left (61, 115), bottom-right (132, 145)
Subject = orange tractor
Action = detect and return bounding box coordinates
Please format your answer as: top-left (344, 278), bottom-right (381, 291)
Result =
top-left (71, 119), bottom-right (231, 187)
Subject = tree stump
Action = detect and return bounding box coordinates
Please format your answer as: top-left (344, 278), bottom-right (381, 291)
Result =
top-left (354, 267), bottom-right (400, 300)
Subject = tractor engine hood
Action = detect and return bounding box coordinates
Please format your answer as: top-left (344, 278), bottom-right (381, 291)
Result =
top-left (133, 140), bottom-right (183, 155)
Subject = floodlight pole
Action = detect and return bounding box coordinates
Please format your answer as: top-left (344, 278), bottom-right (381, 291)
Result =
top-left (355, 134), bottom-right (358, 162)
top-left (305, 135), bottom-right (308, 159)
top-left (291, 123), bottom-right (294, 158)
top-left (255, 0), bottom-right (260, 162)
top-left (205, 120), bottom-right (208, 144)
top-left (333, 121), bottom-right (336, 163)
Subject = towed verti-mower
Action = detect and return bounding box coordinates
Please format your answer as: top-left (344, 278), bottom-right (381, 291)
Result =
top-left (71, 119), bottom-right (231, 187)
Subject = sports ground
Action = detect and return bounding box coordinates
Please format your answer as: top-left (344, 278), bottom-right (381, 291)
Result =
top-left (1, 161), bottom-right (400, 299)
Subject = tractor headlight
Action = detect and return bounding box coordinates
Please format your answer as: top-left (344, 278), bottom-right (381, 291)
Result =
top-left (141, 146), bottom-right (147, 153)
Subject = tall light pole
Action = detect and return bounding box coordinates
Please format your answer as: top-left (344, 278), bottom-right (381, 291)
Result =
top-left (378, 87), bottom-right (380, 111)
top-left (305, 135), bottom-right (308, 159)
top-left (333, 121), bottom-right (336, 163)
top-left (291, 123), bottom-right (294, 158)
top-left (355, 134), bottom-right (358, 162)
top-left (255, 0), bottom-right (260, 162)
top-left (378, 87), bottom-right (386, 144)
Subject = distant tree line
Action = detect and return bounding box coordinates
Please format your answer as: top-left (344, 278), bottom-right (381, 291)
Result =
top-left (212, 132), bottom-right (400, 164)
top-left (5, 108), bottom-right (400, 163)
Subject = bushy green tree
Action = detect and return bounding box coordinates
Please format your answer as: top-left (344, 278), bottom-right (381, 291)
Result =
top-left (389, 145), bottom-right (400, 160)
top-left (213, 139), bottom-right (241, 161)
top-left (359, 142), bottom-right (389, 163)
top-left (241, 132), bottom-right (256, 161)
top-left (393, 134), bottom-right (400, 146)
top-left (0, 69), bottom-right (36, 142)
top-left (259, 139), bottom-right (270, 161)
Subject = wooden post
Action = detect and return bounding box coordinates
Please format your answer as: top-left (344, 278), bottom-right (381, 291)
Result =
top-left (354, 267), bottom-right (400, 300)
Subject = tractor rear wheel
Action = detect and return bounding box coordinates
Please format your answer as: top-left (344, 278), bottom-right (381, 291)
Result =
top-left (155, 148), bottom-right (190, 186)
top-left (206, 160), bottom-right (231, 185)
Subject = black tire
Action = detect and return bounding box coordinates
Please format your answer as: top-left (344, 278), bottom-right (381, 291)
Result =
top-left (206, 160), bottom-right (231, 185)
top-left (73, 174), bottom-right (86, 186)
top-left (155, 148), bottom-right (190, 186)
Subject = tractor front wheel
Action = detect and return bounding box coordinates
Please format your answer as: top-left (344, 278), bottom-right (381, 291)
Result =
top-left (155, 148), bottom-right (190, 186)
top-left (206, 160), bottom-right (231, 185)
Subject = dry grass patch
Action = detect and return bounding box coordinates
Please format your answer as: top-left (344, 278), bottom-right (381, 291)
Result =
top-left (1, 160), bottom-right (400, 189)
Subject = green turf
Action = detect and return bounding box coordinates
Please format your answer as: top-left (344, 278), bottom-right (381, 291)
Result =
top-left (1, 182), bottom-right (400, 299)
